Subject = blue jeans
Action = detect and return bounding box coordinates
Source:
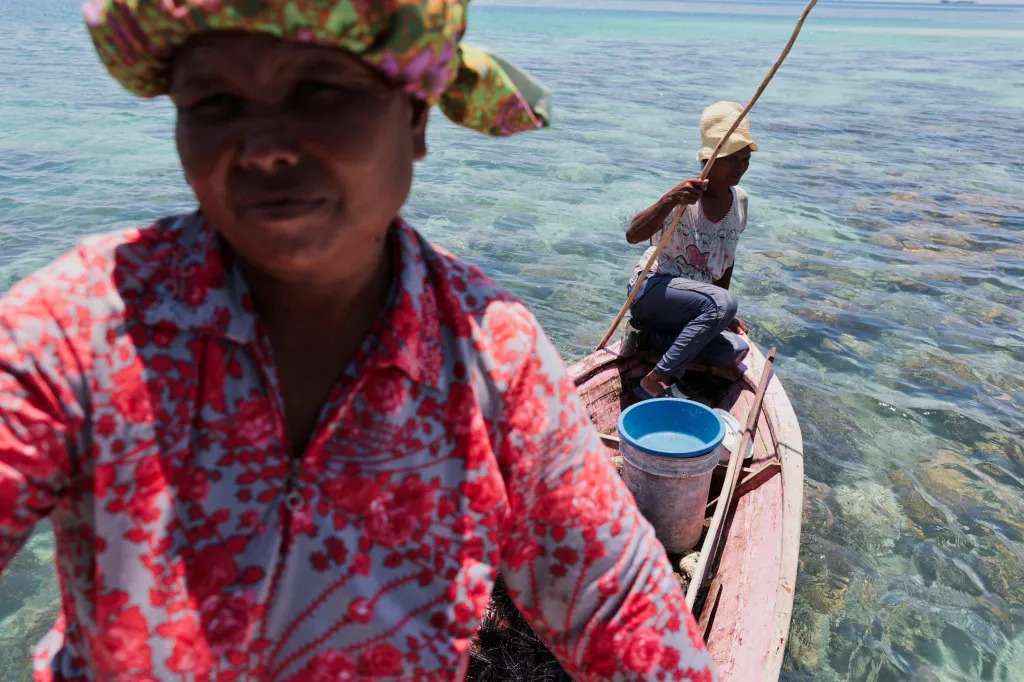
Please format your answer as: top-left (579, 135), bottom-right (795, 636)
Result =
top-left (629, 274), bottom-right (749, 378)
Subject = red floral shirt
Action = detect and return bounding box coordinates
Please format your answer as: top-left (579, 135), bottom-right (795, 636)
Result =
top-left (0, 214), bottom-right (716, 682)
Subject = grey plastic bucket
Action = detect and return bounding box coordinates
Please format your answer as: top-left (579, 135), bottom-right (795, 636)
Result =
top-left (617, 399), bottom-right (725, 553)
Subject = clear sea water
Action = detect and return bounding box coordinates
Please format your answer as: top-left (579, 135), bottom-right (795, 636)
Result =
top-left (1, 0), bottom-right (1023, 679)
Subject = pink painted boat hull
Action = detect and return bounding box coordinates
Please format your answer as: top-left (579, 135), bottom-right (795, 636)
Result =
top-left (566, 335), bottom-right (804, 682)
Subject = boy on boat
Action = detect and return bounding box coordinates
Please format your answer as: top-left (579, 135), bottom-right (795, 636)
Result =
top-left (625, 101), bottom-right (755, 399)
top-left (0, 1), bottom-right (717, 680)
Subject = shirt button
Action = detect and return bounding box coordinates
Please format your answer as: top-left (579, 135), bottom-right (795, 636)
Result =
top-left (285, 490), bottom-right (304, 511)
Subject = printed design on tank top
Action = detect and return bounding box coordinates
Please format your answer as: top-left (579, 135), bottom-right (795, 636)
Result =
top-left (629, 187), bottom-right (747, 288)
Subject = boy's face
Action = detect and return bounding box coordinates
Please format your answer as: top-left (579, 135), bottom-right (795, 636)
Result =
top-left (707, 147), bottom-right (752, 188)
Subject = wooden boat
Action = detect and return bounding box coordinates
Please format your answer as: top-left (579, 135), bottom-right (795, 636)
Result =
top-left (467, 332), bottom-right (803, 682)
top-left (567, 334), bottom-right (804, 681)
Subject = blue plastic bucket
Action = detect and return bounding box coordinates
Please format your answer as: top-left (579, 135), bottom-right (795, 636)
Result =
top-left (617, 399), bottom-right (726, 552)
top-left (618, 398), bottom-right (726, 459)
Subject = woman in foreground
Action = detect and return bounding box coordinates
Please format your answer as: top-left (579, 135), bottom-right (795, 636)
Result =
top-left (0, 1), bottom-right (715, 681)
top-left (625, 101), bottom-right (757, 400)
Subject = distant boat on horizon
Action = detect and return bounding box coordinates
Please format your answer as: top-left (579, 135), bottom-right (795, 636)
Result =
top-left (939, 0), bottom-right (978, 4)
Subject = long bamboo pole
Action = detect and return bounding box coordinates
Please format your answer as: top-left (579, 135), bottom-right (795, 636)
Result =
top-left (685, 348), bottom-right (776, 611)
top-left (596, 0), bottom-right (819, 351)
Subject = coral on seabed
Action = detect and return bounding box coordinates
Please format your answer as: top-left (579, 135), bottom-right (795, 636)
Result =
top-left (0, 531), bottom-right (61, 682)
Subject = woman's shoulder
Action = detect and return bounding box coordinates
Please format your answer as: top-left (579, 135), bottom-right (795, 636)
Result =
top-left (403, 222), bottom-right (546, 365)
top-left (0, 214), bottom-right (204, 353)
top-left (0, 215), bottom-right (199, 402)
top-left (407, 225), bottom-right (520, 314)
top-left (2, 216), bottom-right (187, 309)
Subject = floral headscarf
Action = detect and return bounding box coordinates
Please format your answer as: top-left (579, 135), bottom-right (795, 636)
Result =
top-left (82, 0), bottom-right (551, 137)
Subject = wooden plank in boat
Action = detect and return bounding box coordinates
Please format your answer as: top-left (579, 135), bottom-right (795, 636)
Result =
top-left (760, 364), bottom-right (804, 680)
top-left (719, 339), bottom-right (802, 681)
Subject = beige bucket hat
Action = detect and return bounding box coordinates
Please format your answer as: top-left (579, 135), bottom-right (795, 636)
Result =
top-left (697, 101), bottom-right (759, 162)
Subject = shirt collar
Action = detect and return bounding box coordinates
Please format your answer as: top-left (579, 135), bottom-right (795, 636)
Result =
top-left (138, 212), bottom-right (445, 390)
top-left (138, 213), bottom-right (257, 345)
top-left (368, 221), bottom-right (446, 390)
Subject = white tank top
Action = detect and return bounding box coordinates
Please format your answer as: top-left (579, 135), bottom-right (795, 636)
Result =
top-left (630, 186), bottom-right (748, 287)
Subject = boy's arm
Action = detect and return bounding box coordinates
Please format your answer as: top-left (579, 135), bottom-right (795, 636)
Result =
top-left (713, 266), bottom-right (733, 290)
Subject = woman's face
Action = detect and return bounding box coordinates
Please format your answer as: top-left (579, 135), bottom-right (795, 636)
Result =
top-left (706, 146), bottom-right (752, 188)
top-left (170, 32), bottom-right (428, 282)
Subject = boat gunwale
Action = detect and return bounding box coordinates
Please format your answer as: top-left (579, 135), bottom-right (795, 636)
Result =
top-left (742, 339), bottom-right (803, 682)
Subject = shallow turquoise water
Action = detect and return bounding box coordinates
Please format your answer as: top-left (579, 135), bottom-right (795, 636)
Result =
top-left (1, 0), bottom-right (1023, 680)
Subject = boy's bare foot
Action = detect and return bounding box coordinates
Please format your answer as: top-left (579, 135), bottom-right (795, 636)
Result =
top-left (640, 371), bottom-right (673, 398)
